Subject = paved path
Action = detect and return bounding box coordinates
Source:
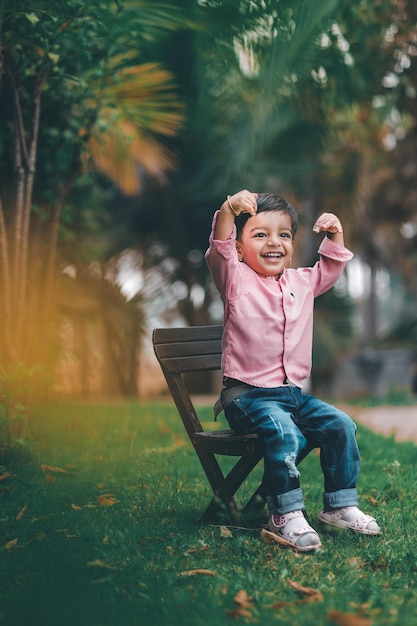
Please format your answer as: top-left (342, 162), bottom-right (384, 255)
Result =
top-left (352, 404), bottom-right (417, 444)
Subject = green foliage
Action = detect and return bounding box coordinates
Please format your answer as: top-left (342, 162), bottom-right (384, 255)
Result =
top-left (1, 0), bottom-right (186, 203)
top-left (0, 363), bottom-right (41, 458)
top-left (0, 401), bottom-right (416, 625)
top-left (312, 284), bottom-right (355, 392)
top-left (0, 0), bottom-right (189, 391)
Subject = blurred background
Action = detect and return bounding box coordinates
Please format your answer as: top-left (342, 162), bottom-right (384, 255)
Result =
top-left (1, 0), bottom-right (417, 404)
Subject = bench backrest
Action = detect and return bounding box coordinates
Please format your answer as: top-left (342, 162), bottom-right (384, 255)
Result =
top-left (152, 325), bottom-right (223, 437)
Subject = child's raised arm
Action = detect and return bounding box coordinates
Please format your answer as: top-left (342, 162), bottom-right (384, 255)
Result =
top-left (313, 213), bottom-right (344, 247)
top-left (214, 189), bottom-right (258, 240)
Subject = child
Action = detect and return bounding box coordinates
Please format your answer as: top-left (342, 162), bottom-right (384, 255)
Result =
top-left (205, 189), bottom-right (380, 552)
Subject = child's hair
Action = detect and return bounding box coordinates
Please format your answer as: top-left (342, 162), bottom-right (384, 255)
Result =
top-left (235, 193), bottom-right (299, 241)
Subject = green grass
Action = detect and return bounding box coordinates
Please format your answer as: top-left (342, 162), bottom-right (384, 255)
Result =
top-left (0, 400), bottom-right (416, 626)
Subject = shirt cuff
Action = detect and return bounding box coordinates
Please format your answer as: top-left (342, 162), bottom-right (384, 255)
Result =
top-left (208, 210), bottom-right (237, 255)
top-left (318, 236), bottom-right (353, 262)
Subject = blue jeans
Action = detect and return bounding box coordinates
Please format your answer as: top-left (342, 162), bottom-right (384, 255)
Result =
top-left (222, 386), bottom-right (360, 515)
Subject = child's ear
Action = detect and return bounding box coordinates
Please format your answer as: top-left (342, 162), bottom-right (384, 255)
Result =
top-left (235, 241), bottom-right (243, 261)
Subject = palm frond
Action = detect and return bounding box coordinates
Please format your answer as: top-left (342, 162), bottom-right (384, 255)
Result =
top-left (82, 60), bottom-right (183, 194)
top-left (88, 116), bottom-right (176, 195)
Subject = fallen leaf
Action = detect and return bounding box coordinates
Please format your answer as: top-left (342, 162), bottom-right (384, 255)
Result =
top-left (71, 503), bottom-right (82, 510)
top-left (4, 538), bottom-right (18, 550)
top-left (90, 577), bottom-right (110, 584)
top-left (220, 526), bottom-right (233, 538)
top-left (45, 474), bottom-right (56, 484)
top-left (227, 589), bottom-right (256, 620)
top-left (261, 528), bottom-right (293, 548)
top-left (226, 608), bottom-right (252, 620)
top-left (287, 579), bottom-right (324, 603)
top-left (86, 559), bottom-right (119, 570)
top-left (234, 589), bottom-right (255, 609)
top-left (97, 494), bottom-right (117, 507)
top-left (270, 601), bottom-right (290, 609)
top-left (178, 569), bottom-right (216, 577)
top-left (184, 544), bottom-right (210, 555)
top-left (287, 579), bottom-right (321, 597)
top-left (40, 464), bottom-right (68, 474)
top-left (328, 610), bottom-right (372, 626)
top-left (16, 504), bottom-right (28, 521)
top-left (0, 472), bottom-right (13, 482)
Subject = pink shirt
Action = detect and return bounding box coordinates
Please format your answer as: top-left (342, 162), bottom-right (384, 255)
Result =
top-left (205, 211), bottom-right (353, 388)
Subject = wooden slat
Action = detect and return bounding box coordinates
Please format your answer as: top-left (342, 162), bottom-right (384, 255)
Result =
top-left (194, 430), bottom-right (260, 456)
top-left (160, 354), bottom-right (221, 373)
top-left (152, 325), bottom-right (223, 345)
top-left (154, 339), bottom-right (222, 360)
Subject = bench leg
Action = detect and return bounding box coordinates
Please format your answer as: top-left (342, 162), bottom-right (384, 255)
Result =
top-left (200, 451), bottom-right (264, 525)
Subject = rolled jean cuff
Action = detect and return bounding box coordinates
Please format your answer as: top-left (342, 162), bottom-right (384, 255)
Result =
top-left (266, 488), bottom-right (305, 515)
top-left (323, 488), bottom-right (358, 511)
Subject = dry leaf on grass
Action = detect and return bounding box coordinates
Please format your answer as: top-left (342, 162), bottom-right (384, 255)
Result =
top-left (0, 472), bottom-right (14, 482)
top-left (3, 538), bottom-right (18, 550)
top-left (234, 590), bottom-right (255, 609)
top-left (184, 544), bottom-right (210, 555)
top-left (40, 464), bottom-right (68, 474)
top-left (90, 577), bottom-right (110, 584)
top-left (227, 589), bottom-right (256, 620)
top-left (287, 578), bottom-right (324, 601)
top-left (97, 494), bottom-right (117, 507)
top-left (178, 569), bottom-right (216, 577)
top-left (328, 610), bottom-right (372, 626)
top-left (270, 578), bottom-right (324, 610)
top-left (261, 528), bottom-right (293, 548)
top-left (227, 608), bottom-right (253, 620)
top-left (44, 474), bottom-right (56, 484)
top-left (86, 559), bottom-right (119, 570)
top-left (220, 526), bottom-right (233, 538)
top-left (16, 505), bottom-right (28, 521)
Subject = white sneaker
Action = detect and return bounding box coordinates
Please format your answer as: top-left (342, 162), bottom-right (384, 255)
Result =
top-left (263, 510), bottom-right (322, 552)
top-left (318, 506), bottom-right (380, 535)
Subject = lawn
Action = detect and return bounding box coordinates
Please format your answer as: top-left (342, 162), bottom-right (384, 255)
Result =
top-left (0, 400), bottom-right (416, 626)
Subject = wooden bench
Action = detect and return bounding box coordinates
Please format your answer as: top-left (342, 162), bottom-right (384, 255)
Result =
top-left (152, 325), bottom-right (264, 524)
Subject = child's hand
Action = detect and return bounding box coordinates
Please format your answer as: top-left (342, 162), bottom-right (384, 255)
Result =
top-left (227, 189), bottom-right (258, 216)
top-left (312, 213), bottom-right (342, 235)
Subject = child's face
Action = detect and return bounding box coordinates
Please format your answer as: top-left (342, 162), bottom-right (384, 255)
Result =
top-left (236, 210), bottom-right (295, 277)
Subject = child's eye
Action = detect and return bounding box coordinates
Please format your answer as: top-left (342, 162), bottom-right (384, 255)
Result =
top-left (281, 233), bottom-right (291, 238)
top-left (254, 232), bottom-right (266, 237)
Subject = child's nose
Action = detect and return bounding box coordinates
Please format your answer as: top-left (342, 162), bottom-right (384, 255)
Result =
top-left (268, 234), bottom-right (281, 246)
